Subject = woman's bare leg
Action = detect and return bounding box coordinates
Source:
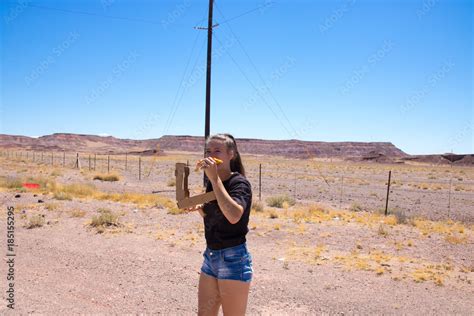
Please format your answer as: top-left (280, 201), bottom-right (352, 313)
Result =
top-left (218, 279), bottom-right (250, 316)
top-left (198, 272), bottom-right (221, 316)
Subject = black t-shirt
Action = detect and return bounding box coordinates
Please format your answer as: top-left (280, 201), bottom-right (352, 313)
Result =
top-left (203, 172), bottom-right (252, 250)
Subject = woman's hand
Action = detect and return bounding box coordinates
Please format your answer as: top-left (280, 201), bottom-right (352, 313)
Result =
top-left (184, 203), bottom-right (206, 218)
top-left (184, 203), bottom-right (204, 212)
top-left (196, 157), bottom-right (219, 183)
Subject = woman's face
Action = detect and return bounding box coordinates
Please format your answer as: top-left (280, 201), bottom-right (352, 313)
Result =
top-left (206, 139), bottom-right (234, 168)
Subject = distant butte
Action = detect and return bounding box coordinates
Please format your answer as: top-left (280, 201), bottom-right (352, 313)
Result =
top-left (0, 133), bottom-right (472, 165)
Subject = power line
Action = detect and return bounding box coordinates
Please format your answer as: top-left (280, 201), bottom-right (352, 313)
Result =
top-left (26, 4), bottom-right (161, 25)
top-left (163, 7), bottom-right (210, 134)
top-left (163, 30), bottom-right (202, 134)
top-left (194, 1), bottom-right (274, 28)
top-left (164, 37), bottom-right (207, 135)
top-left (214, 1), bottom-right (299, 138)
top-left (214, 1), bottom-right (330, 186)
top-left (213, 32), bottom-right (293, 137)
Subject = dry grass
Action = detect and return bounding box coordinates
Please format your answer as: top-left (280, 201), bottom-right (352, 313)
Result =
top-left (71, 209), bottom-right (86, 218)
top-left (90, 209), bottom-right (121, 232)
top-left (349, 202), bottom-right (363, 212)
top-left (251, 200), bottom-right (264, 212)
top-left (0, 176), bottom-right (24, 190)
top-left (93, 173), bottom-right (121, 182)
top-left (53, 191), bottom-right (73, 201)
top-left (8, 177), bottom-right (181, 213)
top-left (45, 203), bottom-right (60, 211)
top-left (266, 195), bottom-right (296, 208)
top-left (167, 178), bottom-right (176, 187)
top-left (25, 214), bottom-right (45, 229)
top-left (410, 218), bottom-right (470, 240)
top-left (287, 242), bottom-right (455, 286)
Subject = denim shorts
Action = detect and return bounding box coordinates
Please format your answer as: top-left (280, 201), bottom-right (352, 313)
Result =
top-left (201, 243), bottom-right (253, 282)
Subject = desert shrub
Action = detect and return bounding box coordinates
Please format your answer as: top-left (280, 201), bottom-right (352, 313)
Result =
top-left (26, 214), bottom-right (45, 229)
top-left (252, 200), bottom-right (264, 212)
top-left (93, 173), bottom-right (120, 182)
top-left (90, 209), bottom-right (120, 228)
top-left (266, 195), bottom-right (295, 208)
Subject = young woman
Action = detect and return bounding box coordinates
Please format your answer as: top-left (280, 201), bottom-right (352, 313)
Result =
top-left (185, 133), bottom-right (253, 315)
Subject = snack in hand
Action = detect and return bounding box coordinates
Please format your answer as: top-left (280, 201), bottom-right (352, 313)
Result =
top-left (195, 157), bottom-right (223, 171)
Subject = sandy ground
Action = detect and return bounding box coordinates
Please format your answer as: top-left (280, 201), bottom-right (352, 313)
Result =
top-left (0, 154), bottom-right (473, 314)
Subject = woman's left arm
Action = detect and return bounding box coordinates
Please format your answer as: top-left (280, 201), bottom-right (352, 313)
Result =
top-left (210, 177), bottom-right (244, 224)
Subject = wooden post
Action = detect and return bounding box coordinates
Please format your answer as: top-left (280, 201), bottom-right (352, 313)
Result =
top-left (88, 155), bottom-right (91, 171)
top-left (175, 163), bottom-right (216, 209)
top-left (107, 155), bottom-right (110, 173)
top-left (74, 153), bottom-right (81, 169)
top-left (139, 156), bottom-right (141, 180)
top-left (41, 152), bottom-right (43, 162)
top-left (51, 152), bottom-right (54, 166)
top-left (259, 163), bottom-right (262, 201)
top-left (125, 153), bottom-right (128, 171)
top-left (33, 151), bottom-right (35, 162)
top-left (63, 151), bottom-right (65, 166)
top-left (384, 170), bottom-right (392, 216)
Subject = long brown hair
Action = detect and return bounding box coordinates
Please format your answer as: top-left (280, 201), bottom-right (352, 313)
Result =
top-left (205, 133), bottom-right (245, 177)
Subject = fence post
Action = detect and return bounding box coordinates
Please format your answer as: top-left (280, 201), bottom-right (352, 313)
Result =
top-left (384, 170), bottom-right (392, 216)
top-left (139, 156), bottom-right (141, 180)
top-left (41, 152), bottom-right (44, 163)
top-left (259, 163), bottom-right (262, 201)
top-left (33, 151), bottom-right (35, 162)
top-left (107, 155), bottom-right (110, 173)
top-left (125, 153), bottom-right (128, 171)
top-left (74, 153), bottom-right (80, 169)
top-left (63, 151), bottom-right (65, 167)
top-left (51, 152), bottom-right (54, 166)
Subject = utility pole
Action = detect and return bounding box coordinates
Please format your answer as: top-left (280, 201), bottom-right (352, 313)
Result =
top-left (203, 0), bottom-right (215, 187)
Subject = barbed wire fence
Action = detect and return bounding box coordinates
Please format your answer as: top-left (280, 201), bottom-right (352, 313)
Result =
top-left (1, 150), bottom-right (473, 223)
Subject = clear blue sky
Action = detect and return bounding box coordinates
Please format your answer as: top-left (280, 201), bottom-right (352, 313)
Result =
top-left (0, 0), bottom-right (472, 155)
